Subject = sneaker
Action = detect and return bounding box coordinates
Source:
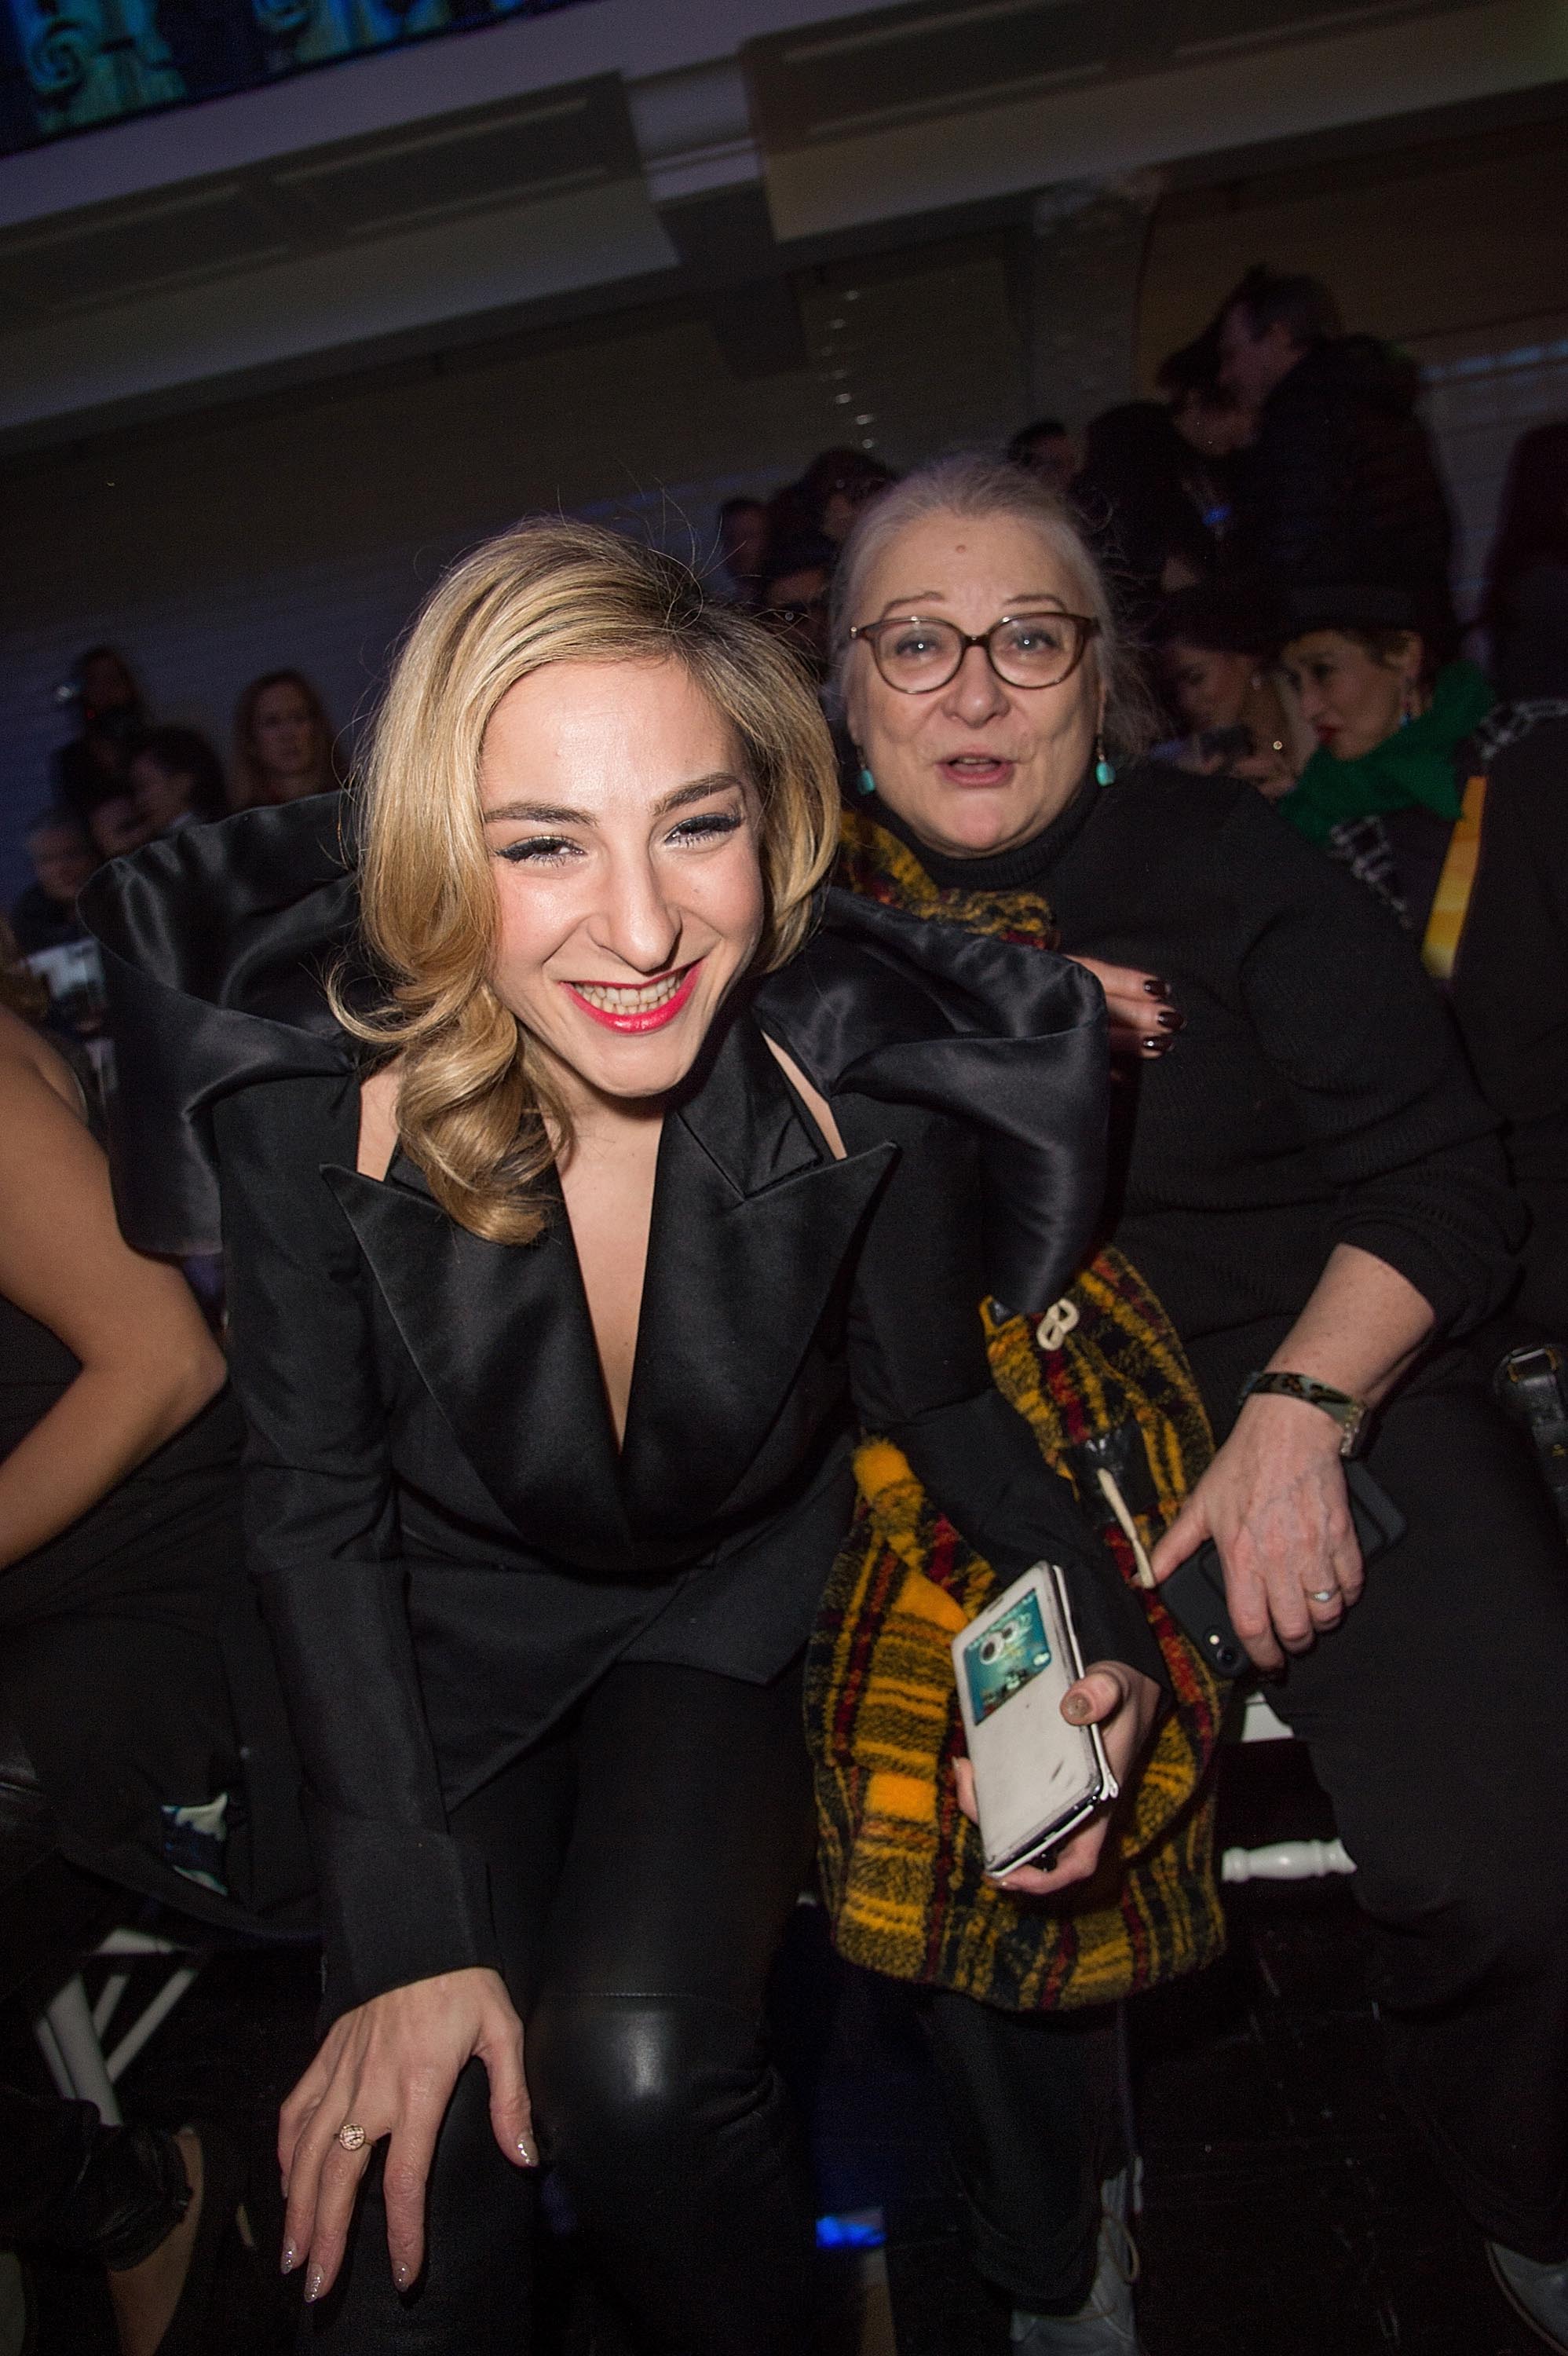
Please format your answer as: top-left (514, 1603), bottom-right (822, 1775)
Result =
top-left (1011, 2171), bottom-right (1146, 2354)
top-left (1488, 2242), bottom-right (1568, 2354)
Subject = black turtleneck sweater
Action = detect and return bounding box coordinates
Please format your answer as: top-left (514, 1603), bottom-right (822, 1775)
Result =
top-left (867, 765), bottom-right (1519, 1431)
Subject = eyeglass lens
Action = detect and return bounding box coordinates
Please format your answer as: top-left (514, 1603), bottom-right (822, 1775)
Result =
top-left (874, 616), bottom-right (1083, 690)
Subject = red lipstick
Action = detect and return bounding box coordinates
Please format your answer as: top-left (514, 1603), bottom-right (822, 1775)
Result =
top-left (561, 960), bottom-right (703, 1034)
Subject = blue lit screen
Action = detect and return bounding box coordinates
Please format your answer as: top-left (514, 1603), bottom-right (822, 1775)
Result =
top-left (1, 0), bottom-right (591, 152)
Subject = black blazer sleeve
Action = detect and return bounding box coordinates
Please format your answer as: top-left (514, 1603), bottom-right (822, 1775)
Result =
top-left (837, 1095), bottom-right (1165, 1686)
top-left (215, 1077), bottom-right (499, 2016)
top-left (1226, 793), bottom-right (1519, 1334)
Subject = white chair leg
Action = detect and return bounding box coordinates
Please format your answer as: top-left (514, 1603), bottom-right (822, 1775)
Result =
top-left (1221, 1838), bottom-right (1355, 1883)
top-left (35, 1974), bottom-right (122, 2124)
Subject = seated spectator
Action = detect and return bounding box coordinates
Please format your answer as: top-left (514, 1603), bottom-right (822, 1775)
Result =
top-left (127, 725), bottom-right (227, 836)
top-left (1481, 419), bottom-right (1568, 700)
top-left (231, 668), bottom-right (339, 807)
top-left (9, 809), bottom-right (94, 954)
top-left (834, 452), bottom-right (1568, 2354)
top-left (1007, 416), bottom-right (1077, 490)
top-left (1276, 583), bottom-right (1522, 942)
top-left (1452, 715), bottom-right (1568, 1337)
top-left (1150, 581), bottom-right (1313, 795)
top-left (715, 494), bottom-right (769, 605)
top-left (758, 532), bottom-right (837, 680)
top-left (53, 648), bottom-right (146, 826)
top-left (1218, 266), bottom-right (1460, 660)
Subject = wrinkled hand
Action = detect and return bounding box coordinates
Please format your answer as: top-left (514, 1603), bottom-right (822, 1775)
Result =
top-left (953, 1659), bottom-right (1161, 1897)
top-left (1150, 1395), bottom-right (1365, 1672)
top-left (1067, 957), bottom-right (1184, 1062)
top-left (279, 1965), bottom-right (533, 2304)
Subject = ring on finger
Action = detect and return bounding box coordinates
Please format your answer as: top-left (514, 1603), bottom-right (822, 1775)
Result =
top-left (337, 2123), bottom-right (367, 2153)
top-left (1308, 1588), bottom-right (1338, 1604)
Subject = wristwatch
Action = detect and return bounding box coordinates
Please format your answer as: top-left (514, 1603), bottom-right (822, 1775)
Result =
top-left (1239, 1370), bottom-right (1369, 1457)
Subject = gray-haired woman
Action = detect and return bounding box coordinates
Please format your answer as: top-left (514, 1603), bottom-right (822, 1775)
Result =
top-left (832, 455), bottom-right (1568, 2354)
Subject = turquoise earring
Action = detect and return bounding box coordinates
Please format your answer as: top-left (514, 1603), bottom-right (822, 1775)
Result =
top-left (857, 765), bottom-right (877, 797)
top-left (1094, 734), bottom-right (1116, 787)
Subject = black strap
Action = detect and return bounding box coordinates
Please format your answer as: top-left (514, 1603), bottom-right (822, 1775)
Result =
top-left (1493, 1344), bottom-right (1568, 1538)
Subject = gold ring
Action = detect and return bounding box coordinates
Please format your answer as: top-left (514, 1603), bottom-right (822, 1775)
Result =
top-left (337, 2122), bottom-right (367, 2152)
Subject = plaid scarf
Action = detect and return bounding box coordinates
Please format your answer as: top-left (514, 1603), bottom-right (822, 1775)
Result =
top-left (806, 807), bottom-right (1226, 2010)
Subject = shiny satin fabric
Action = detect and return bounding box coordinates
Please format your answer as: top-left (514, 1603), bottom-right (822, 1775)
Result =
top-left (81, 792), bottom-right (1108, 1314)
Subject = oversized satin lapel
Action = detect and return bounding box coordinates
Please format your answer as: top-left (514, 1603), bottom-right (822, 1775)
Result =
top-left (321, 1159), bottom-right (632, 1564)
top-left (619, 1006), bottom-right (895, 1535)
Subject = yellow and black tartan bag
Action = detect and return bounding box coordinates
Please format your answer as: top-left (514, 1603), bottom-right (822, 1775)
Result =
top-left (807, 810), bottom-right (1229, 2010)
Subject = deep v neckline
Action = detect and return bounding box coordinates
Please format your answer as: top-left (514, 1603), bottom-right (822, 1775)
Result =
top-left (555, 1116), bottom-right (667, 1461)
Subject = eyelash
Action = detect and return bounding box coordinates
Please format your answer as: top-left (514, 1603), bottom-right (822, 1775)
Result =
top-left (496, 810), bottom-right (744, 865)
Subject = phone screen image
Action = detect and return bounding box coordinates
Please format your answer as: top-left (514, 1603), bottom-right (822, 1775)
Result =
top-left (961, 1591), bottom-right (1053, 1724)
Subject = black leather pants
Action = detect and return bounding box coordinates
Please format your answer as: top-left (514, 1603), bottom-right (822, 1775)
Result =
top-left (304, 1659), bottom-right (818, 2354)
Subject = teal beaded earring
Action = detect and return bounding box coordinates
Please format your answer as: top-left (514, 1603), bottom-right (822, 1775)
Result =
top-left (1094, 732), bottom-right (1116, 787)
top-left (857, 765), bottom-right (877, 797)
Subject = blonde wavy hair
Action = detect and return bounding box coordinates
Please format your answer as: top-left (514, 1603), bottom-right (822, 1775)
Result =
top-left (338, 518), bottom-right (840, 1246)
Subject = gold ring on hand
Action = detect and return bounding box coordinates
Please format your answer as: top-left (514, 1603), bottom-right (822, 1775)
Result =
top-left (337, 2122), bottom-right (367, 2152)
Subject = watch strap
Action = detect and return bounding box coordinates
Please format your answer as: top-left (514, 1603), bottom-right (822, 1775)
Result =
top-left (1240, 1370), bottom-right (1369, 1455)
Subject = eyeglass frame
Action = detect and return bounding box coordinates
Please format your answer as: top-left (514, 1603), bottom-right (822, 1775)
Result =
top-left (847, 610), bottom-right (1101, 693)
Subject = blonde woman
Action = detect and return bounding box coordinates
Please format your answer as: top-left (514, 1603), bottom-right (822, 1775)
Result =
top-left (87, 521), bottom-right (1160, 2352)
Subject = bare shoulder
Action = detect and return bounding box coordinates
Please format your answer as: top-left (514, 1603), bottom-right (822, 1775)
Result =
top-left (0, 1004), bottom-right (83, 1119)
top-left (762, 1035), bottom-right (846, 1162)
top-left (356, 1060), bottom-right (403, 1180)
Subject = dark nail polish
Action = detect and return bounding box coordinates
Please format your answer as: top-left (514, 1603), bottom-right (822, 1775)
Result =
top-left (1142, 977), bottom-right (1171, 997)
top-left (1141, 1037), bottom-right (1170, 1055)
top-left (1156, 1008), bottom-right (1184, 1030)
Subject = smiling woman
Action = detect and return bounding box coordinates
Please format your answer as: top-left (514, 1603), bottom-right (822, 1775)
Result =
top-left (83, 516), bottom-right (1158, 2355)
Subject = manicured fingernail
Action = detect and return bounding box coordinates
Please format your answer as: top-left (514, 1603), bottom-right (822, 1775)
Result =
top-left (1064, 1693), bottom-right (1092, 1721)
top-left (305, 2266), bottom-right (325, 2303)
top-left (1142, 977), bottom-right (1170, 997)
top-left (1141, 1037), bottom-right (1170, 1055)
top-left (394, 2262), bottom-right (412, 2291)
top-left (280, 2242), bottom-right (298, 2275)
top-left (1156, 1008), bottom-right (1184, 1030)
top-left (517, 2135), bottom-right (539, 2168)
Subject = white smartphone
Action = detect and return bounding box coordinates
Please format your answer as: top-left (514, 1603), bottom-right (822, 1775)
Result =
top-left (951, 1563), bottom-right (1118, 1878)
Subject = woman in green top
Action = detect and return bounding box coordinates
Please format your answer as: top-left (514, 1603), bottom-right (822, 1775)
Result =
top-left (1275, 582), bottom-right (1495, 940)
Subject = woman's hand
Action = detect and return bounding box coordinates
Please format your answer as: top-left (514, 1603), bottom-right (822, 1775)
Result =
top-left (1066, 957), bottom-right (1183, 1062)
top-left (279, 1965), bottom-right (534, 2304)
top-left (1150, 1395), bottom-right (1365, 1672)
top-left (1231, 744), bottom-right (1297, 803)
top-left (953, 1659), bottom-right (1161, 1897)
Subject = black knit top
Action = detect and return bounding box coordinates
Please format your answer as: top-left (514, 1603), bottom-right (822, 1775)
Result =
top-left (868, 765), bottom-right (1519, 1429)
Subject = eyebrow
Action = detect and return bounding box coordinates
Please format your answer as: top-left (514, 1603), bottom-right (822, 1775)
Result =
top-left (481, 773), bottom-right (746, 825)
top-left (875, 591), bottom-right (1072, 616)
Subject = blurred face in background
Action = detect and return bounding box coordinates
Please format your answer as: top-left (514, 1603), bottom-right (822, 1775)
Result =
top-left (86, 795), bottom-right (149, 860)
top-left (1280, 628), bottom-right (1424, 760)
top-left (251, 681), bottom-right (321, 796)
top-left (1012, 429), bottom-right (1077, 492)
top-left (129, 752), bottom-right (195, 834)
top-left (28, 823), bottom-right (95, 905)
top-left (1217, 307), bottom-right (1303, 409)
top-left (719, 502), bottom-right (769, 586)
top-left (1161, 641), bottom-right (1257, 734)
top-left (762, 565), bottom-right (833, 680)
top-left (80, 653), bottom-right (137, 719)
top-left (845, 508), bottom-right (1101, 858)
top-left (1170, 387), bottom-right (1254, 458)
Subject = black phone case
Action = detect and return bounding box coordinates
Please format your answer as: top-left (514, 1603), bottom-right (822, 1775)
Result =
top-left (1160, 1461), bottom-right (1407, 1679)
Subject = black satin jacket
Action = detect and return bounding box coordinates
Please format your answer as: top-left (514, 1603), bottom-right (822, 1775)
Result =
top-left (85, 797), bottom-right (1154, 2011)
